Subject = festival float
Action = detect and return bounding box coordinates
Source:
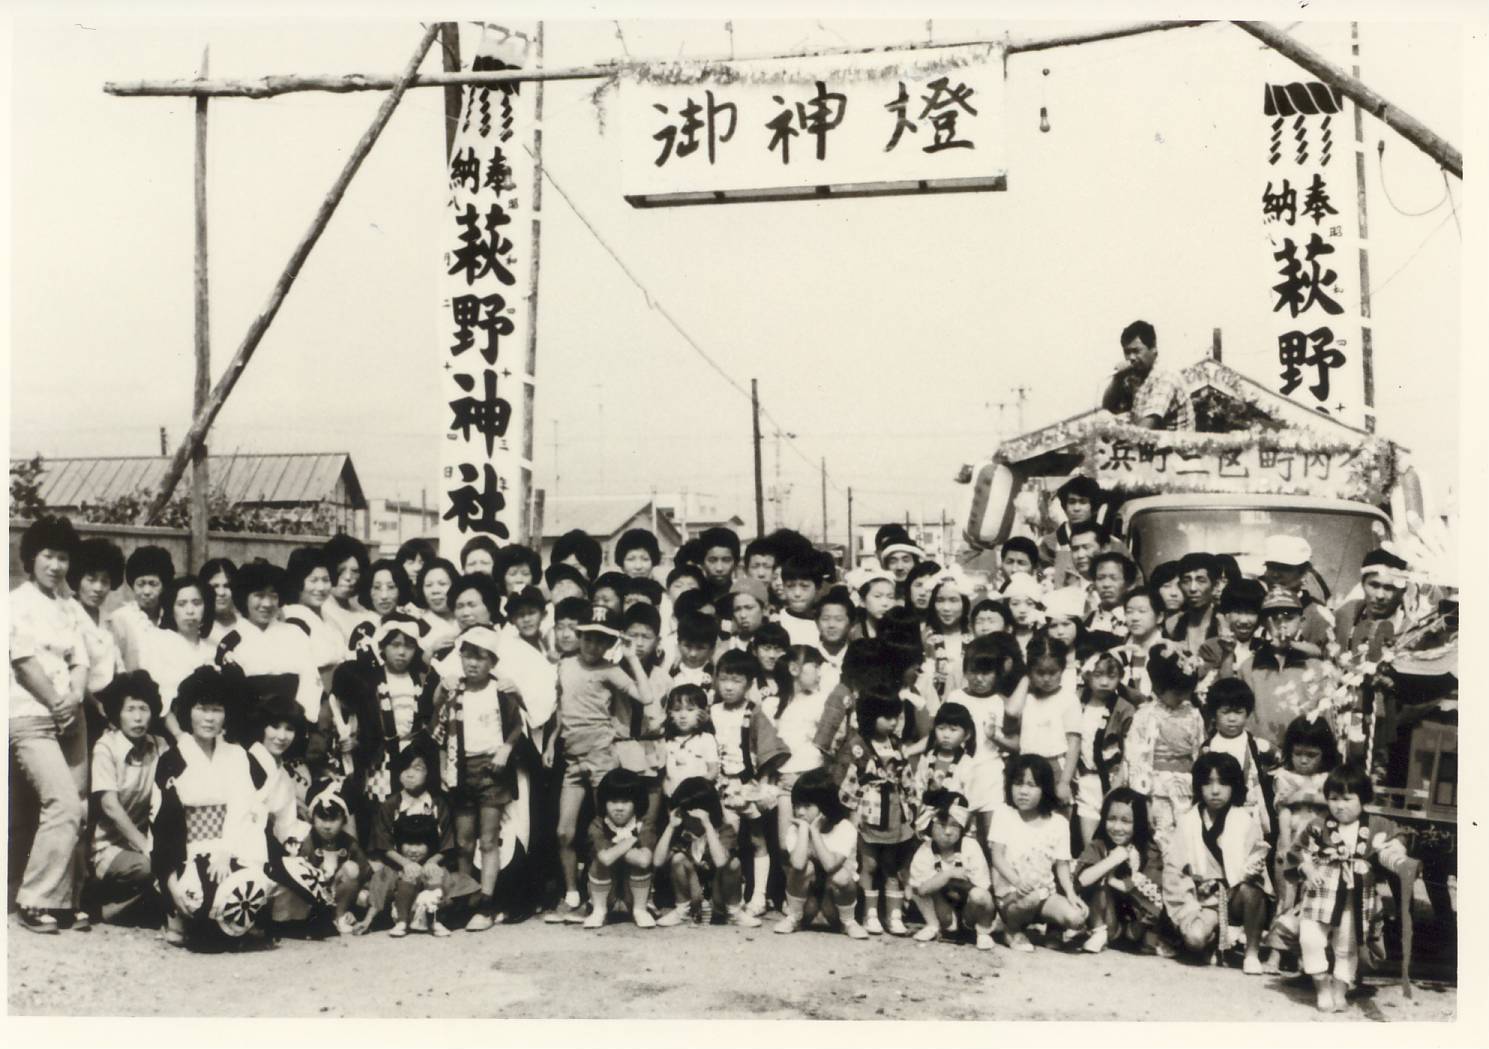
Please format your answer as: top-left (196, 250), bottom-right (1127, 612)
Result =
top-left (958, 356), bottom-right (1455, 987)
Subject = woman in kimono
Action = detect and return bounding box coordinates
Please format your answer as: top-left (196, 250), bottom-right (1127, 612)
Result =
top-left (150, 664), bottom-right (273, 944)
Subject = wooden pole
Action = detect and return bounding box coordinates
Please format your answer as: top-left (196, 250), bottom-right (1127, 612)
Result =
top-left (439, 23), bottom-right (462, 159)
top-left (520, 21), bottom-right (545, 548)
top-left (190, 45), bottom-right (211, 569)
top-left (104, 21), bottom-right (1212, 98)
top-left (751, 379), bottom-right (765, 538)
top-left (1231, 20), bottom-right (1461, 179)
top-left (138, 23), bottom-right (441, 524)
top-left (1352, 22), bottom-right (1377, 434)
top-left (846, 486), bottom-right (854, 570)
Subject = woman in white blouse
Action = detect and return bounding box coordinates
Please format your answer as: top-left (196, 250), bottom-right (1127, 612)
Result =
top-left (214, 561), bottom-right (323, 723)
top-left (199, 557), bottom-right (240, 650)
top-left (321, 534), bottom-right (375, 647)
top-left (144, 576), bottom-right (217, 738)
top-left (280, 547), bottom-right (347, 694)
top-left (10, 516), bottom-right (91, 934)
top-left (68, 538), bottom-right (126, 737)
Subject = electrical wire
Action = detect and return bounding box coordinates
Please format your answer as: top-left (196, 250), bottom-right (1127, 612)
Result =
top-left (1442, 169), bottom-right (1461, 237)
top-left (1367, 208), bottom-right (1457, 301)
top-left (1376, 140), bottom-right (1449, 218)
top-left (527, 145), bottom-right (847, 496)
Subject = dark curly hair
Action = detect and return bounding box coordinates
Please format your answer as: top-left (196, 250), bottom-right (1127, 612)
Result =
top-left (96, 669), bottom-right (163, 727)
top-left (358, 558), bottom-right (412, 612)
top-left (68, 537), bottom-right (125, 591)
top-left (20, 515), bottom-right (80, 574)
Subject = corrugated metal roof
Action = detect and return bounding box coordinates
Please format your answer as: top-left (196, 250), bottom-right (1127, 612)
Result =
top-left (14, 453), bottom-right (366, 510)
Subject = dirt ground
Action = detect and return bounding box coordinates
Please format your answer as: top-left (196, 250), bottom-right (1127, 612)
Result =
top-left (7, 912), bottom-right (1456, 1022)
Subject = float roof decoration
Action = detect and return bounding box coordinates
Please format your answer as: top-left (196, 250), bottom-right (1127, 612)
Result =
top-left (992, 360), bottom-right (1402, 504)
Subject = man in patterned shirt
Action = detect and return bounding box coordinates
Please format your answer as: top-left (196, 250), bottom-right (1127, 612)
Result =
top-left (1101, 320), bottom-right (1195, 431)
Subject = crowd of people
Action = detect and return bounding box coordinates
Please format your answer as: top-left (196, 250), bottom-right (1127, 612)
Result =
top-left (8, 482), bottom-right (1425, 1013)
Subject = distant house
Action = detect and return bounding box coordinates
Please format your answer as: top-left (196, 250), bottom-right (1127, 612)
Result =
top-left (663, 512), bottom-right (749, 544)
top-left (368, 497), bottom-right (441, 548)
top-left (15, 452), bottom-right (370, 538)
top-left (540, 498), bottom-right (685, 571)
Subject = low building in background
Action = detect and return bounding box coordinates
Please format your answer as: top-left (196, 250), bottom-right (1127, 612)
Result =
top-left (540, 497), bottom-right (686, 569)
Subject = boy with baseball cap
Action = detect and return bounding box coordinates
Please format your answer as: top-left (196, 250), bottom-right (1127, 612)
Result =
top-left (546, 605), bottom-right (657, 924)
top-left (1260, 535), bottom-right (1333, 650)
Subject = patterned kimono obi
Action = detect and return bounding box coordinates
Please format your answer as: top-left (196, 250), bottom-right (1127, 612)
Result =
top-left (184, 804), bottom-right (228, 853)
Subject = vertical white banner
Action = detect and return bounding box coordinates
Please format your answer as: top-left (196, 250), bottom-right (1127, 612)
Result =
top-left (439, 23), bottom-right (539, 554)
top-left (1248, 24), bottom-right (1370, 431)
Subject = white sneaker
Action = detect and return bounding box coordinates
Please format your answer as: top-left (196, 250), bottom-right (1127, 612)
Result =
top-left (582, 907), bottom-right (606, 930)
top-left (976, 932), bottom-right (997, 952)
top-left (1008, 930), bottom-right (1034, 953)
top-left (633, 909), bottom-right (657, 929)
top-left (746, 898), bottom-right (767, 918)
top-left (885, 912), bottom-right (909, 937)
top-left (842, 919), bottom-right (870, 941)
top-left (431, 920), bottom-right (451, 938)
top-left (774, 914), bottom-right (801, 935)
top-left (729, 907), bottom-right (762, 929)
top-left (864, 911), bottom-right (885, 935)
top-left (656, 906), bottom-right (689, 928)
top-left (913, 923), bottom-right (941, 943)
top-left (1082, 926), bottom-right (1108, 954)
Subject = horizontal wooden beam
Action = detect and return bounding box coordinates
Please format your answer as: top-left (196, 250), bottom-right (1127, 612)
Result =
top-left (1232, 20), bottom-right (1461, 179)
top-left (104, 21), bottom-right (1211, 98)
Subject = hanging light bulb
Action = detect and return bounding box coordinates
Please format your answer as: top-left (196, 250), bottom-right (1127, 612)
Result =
top-left (1039, 66), bottom-right (1052, 133)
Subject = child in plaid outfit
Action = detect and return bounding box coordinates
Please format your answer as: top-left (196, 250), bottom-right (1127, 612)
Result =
top-left (1277, 765), bottom-right (1411, 1012)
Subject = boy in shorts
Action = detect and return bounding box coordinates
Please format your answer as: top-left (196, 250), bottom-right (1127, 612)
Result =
top-left (545, 605), bottom-right (655, 923)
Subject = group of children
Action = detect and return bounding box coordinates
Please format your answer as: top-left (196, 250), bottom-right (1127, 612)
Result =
top-left (11, 512), bottom-right (1423, 1014)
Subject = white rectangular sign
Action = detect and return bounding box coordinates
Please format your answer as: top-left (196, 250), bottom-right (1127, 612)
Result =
top-left (619, 44), bottom-right (1007, 205)
top-left (1246, 24), bottom-right (1371, 431)
top-left (438, 23), bottom-right (539, 553)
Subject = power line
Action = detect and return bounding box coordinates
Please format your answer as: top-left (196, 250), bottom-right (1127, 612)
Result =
top-left (1442, 169), bottom-right (1461, 237)
top-left (1367, 208), bottom-right (1457, 301)
top-left (529, 148), bottom-right (847, 498)
top-left (1376, 140), bottom-right (1449, 218)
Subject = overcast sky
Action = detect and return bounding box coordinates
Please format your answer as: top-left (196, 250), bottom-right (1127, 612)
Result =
top-left (5, 7), bottom-right (1470, 539)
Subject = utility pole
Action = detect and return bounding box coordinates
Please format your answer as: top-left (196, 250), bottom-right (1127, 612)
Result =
top-left (1351, 21), bottom-right (1377, 433)
top-left (190, 45), bottom-right (211, 570)
top-left (159, 427), bottom-right (168, 456)
top-left (518, 20), bottom-right (545, 547)
top-left (1012, 384), bottom-right (1030, 432)
top-left (820, 457), bottom-right (828, 545)
top-left (846, 486), bottom-right (854, 570)
top-left (772, 429), bottom-right (783, 530)
top-left (551, 419), bottom-right (559, 497)
top-left (751, 378), bottom-right (765, 537)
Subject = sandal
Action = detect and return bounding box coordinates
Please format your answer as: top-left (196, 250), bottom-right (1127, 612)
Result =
top-left (19, 908), bottom-right (60, 934)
